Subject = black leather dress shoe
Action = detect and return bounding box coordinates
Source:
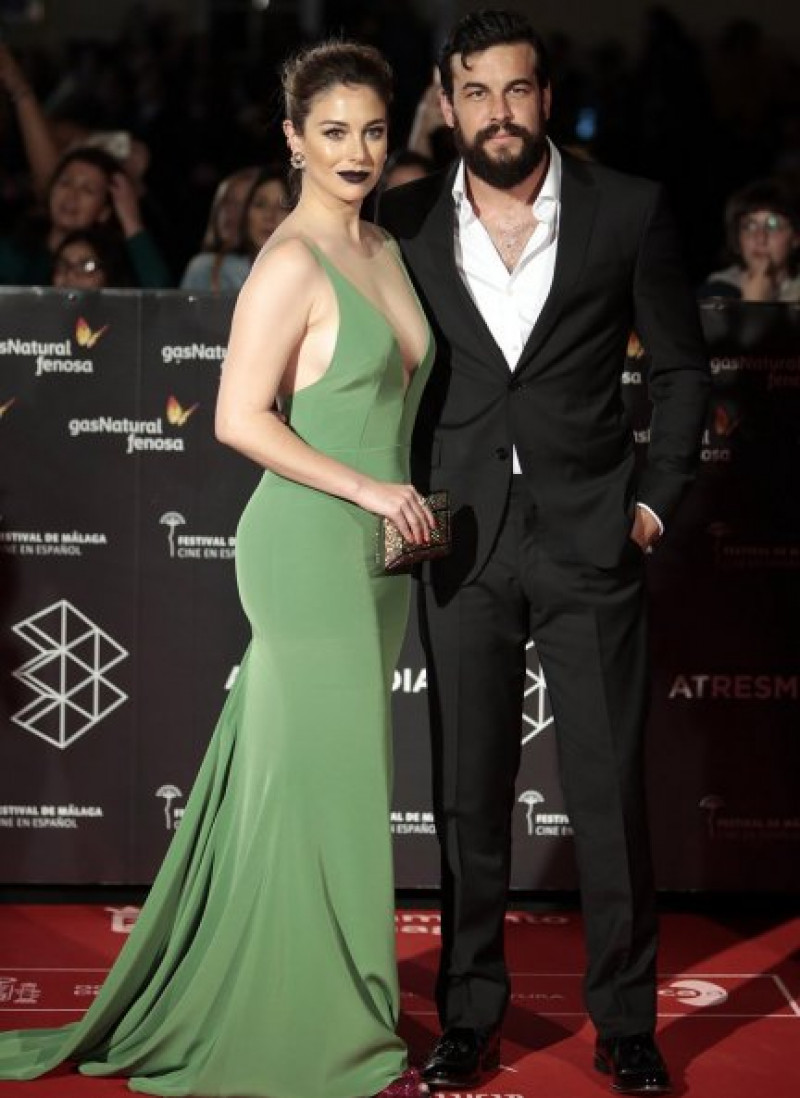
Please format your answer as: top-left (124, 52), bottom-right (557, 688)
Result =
top-left (421, 1027), bottom-right (501, 1088)
top-left (594, 1033), bottom-right (672, 1095)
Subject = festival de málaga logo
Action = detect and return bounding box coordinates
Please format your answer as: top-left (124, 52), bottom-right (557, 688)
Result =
top-left (698, 792), bottom-right (800, 844)
top-left (518, 789), bottom-right (573, 839)
top-left (0, 315), bottom-right (109, 377)
top-left (155, 784), bottom-right (185, 830)
top-left (0, 397), bottom-right (16, 419)
top-left (68, 395), bottom-right (200, 455)
top-left (158, 510), bottom-right (235, 560)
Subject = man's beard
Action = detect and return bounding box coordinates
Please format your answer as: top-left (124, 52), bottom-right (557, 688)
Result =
top-left (454, 119), bottom-right (548, 189)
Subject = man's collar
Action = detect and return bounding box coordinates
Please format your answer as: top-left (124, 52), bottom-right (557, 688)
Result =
top-left (452, 136), bottom-right (562, 220)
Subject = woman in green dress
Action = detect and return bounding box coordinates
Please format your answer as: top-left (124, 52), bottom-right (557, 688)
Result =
top-left (0, 40), bottom-right (434, 1098)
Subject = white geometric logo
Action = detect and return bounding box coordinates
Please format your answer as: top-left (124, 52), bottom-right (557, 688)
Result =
top-left (11, 600), bottom-right (128, 749)
top-left (522, 640), bottom-right (554, 744)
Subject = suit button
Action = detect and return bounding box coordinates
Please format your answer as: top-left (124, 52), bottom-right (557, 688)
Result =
top-left (494, 447), bottom-right (509, 460)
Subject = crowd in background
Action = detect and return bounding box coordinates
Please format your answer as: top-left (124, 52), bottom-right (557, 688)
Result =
top-left (0, 2), bottom-right (798, 297)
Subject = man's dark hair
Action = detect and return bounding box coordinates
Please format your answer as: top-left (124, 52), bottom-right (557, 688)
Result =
top-left (438, 8), bottom-right (551, 101)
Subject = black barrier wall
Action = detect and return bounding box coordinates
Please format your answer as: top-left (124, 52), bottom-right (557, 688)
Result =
top-left (1, 290), bottom-right (798, 889)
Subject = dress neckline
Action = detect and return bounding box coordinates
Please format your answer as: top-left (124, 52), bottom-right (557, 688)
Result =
top-left (304, 239), bottom-right (432, 381)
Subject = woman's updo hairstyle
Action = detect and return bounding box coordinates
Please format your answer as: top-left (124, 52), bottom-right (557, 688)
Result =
top-left (282, 39), bottom-right (394, 135)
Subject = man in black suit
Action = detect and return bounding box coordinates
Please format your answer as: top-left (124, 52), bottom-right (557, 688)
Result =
top-left (380, 9), bottom-right (709, 1096)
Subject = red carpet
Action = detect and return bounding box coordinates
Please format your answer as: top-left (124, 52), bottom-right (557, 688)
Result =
top-left (1, 905), bottom-right (797, 1097)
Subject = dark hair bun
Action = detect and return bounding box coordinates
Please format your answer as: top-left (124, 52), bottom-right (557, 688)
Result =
top-left (282, 40), bottom-right (393, 133)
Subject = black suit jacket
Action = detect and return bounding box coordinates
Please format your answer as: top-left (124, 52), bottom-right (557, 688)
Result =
top-left (380, 153), bottom-right (710, 587)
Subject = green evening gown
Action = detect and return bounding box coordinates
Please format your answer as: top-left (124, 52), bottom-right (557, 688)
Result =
top-left (0, 239), bottom-right (434, 1098)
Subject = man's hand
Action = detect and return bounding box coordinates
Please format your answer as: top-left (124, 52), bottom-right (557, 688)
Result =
top-left (630, 505), bottom-right (661, 552)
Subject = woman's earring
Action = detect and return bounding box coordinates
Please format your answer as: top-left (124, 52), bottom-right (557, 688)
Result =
top-left (290, 151), bottom-right (306, 170)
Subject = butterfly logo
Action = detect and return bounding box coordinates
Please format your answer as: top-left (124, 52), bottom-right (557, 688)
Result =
top-left (166, 395), bottom-right (199, 427)
top-left (626, 331), bottom-right (645, 359)
top-left (713, 404), bottom-right (741, 439)
top-left (0, 397), bottom-right (16, 419)
top-left (75, 317), bottom-right (109, 348)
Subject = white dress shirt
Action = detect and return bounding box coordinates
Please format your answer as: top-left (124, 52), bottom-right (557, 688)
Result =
top-left (451, 140), bottom-right (663, 535)
top-left (453, 139), bottom-right (561, 473)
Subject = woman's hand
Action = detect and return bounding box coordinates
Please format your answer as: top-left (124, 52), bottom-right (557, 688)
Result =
top-left (0, 42), bottom-right (60, 199)
top-left (408, 71), bottom-right (447, 158)
top-left (0, 42), bottom-right (31, 102)
top-left (741, 257), bottom-right (778, 302)
top-left (354, 480), bottom-right (436, 544)
top-left (108, 171), bottom-right (144, 237)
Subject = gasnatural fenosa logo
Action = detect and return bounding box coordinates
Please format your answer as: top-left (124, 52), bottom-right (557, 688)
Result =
top-left (67, 395), bottom-right (199, 455)
top-left (0, 316), bottom-right (109, 376)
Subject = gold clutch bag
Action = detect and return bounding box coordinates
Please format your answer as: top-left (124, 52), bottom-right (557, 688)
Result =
top-left (377, 490), bottom-right (451, 574)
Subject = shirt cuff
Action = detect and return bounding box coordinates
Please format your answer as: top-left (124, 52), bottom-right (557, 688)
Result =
top-left (636, 502), bottom-right (664, 536)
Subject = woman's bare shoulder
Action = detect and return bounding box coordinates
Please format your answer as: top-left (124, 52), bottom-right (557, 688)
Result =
top-left (249, 234), bottom-right (321, 281)
top-left (235, 236), bottom-right (325, 318)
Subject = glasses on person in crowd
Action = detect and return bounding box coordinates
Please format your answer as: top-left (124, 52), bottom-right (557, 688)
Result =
top-left (739, 214), bottom-right (792, 236)
top-left (54, 257), bottom-right (104, 275)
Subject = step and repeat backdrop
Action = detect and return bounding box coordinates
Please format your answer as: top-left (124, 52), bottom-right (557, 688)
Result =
top-left (0, 290), bottom-right (798, 889)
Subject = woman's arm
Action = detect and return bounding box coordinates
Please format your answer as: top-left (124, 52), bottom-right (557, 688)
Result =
top-left (110, 171), bottom-right (172, 287)
top-left (215, 239), bottom-right (433, 543)
top-left (0, 43), bottom-right (60, 199)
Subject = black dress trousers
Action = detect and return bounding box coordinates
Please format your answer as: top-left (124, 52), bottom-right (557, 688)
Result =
top-left (419, 478), bottom-right (658, 1039)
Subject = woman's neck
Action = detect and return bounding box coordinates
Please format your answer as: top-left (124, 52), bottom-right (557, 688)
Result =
top-left (292, 183), bottom-right (368, 249)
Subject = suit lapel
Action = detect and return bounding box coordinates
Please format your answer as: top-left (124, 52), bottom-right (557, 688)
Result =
top-left (512, 157), bottom-right (598, 375)
top-left (415, 168), bottom-right (512, 378)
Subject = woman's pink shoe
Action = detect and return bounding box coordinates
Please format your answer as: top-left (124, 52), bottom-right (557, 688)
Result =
top-left (372, 1067), bottom-right (429, 1097)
